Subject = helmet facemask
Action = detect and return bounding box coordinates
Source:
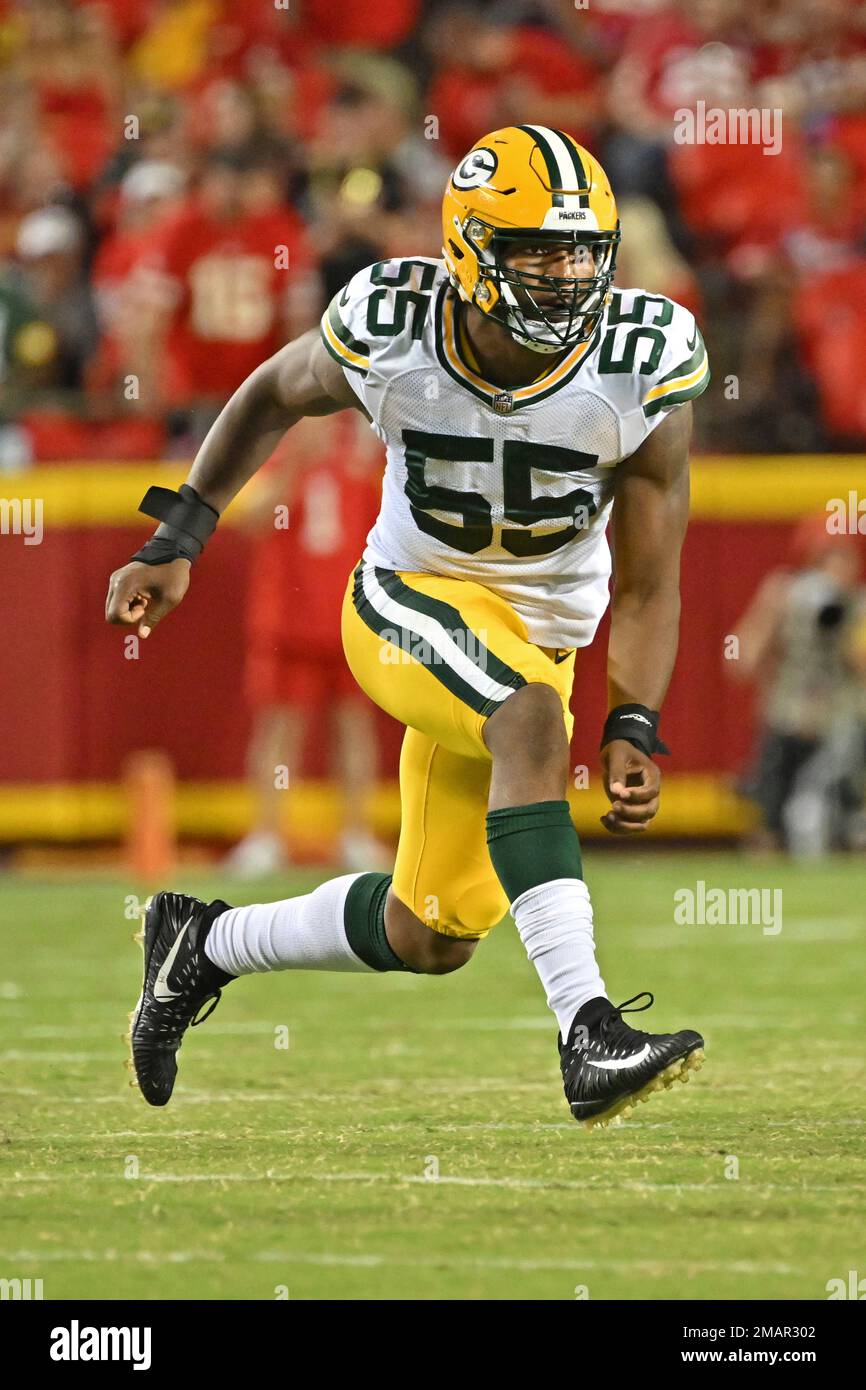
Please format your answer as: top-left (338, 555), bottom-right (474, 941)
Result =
top-left (467, 222), bottom-right (620, 355)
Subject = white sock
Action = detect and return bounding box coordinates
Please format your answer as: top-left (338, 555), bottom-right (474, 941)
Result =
top-left (511, 878), bottom-right (606, 1037)
top-left (204, 874), bottom-right (375, 975)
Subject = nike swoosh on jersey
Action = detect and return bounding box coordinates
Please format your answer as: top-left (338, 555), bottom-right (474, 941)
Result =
top-left (584, 1043), bottom-right (652, 1070)
top-left (154, 917), bottom-right (193, 1001)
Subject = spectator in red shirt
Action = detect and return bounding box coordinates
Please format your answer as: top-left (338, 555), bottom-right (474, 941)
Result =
top-left (425, 9), bottom-right (602, 160)
top-left (608, 0), bottom-right (762, 142)
top-left (604, 0), bottom-right (773, 207)
top-left (227, 412), bottom-right (388, 874)
top-left (303, 0), bottom-right (419, 51)
top-left (15, 0), bottom-right (120, 192)
top-left (89, 159), bottom-right (187, 402)
top-left (135, 147), bottom-right (320, 441)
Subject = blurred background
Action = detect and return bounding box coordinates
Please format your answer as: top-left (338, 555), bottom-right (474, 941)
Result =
top-left (1, 0), bottom-right (866, 876)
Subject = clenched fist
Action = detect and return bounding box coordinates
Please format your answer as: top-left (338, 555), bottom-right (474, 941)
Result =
top-left (104, 558), bottom-right (191, 638)
top-left (600, 738), bottom-right (661, 834)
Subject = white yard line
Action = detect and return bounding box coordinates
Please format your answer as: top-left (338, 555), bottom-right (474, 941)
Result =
top-left (1, 1170), bottom-right (861, 1196)
top-left (6, 1011), bottom-right (861, 1042)
top-left (13, 1115), bottom-right (866, 1144)
top-left (14, 1023), bottom-right (276, 1039)
top-left (0, 1050), bottom-right (223, 1062)
top-left (628, 921), bottom-right (863, 947)
top-left (1, 1076), bottom-right (551, 1096)
top-left (0, 1247), bottom-right (798, 1276)
top-left (21, 1122), bottom-right (579, 1140)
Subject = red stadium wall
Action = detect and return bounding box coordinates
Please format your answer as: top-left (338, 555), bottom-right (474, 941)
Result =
top-left (1, 520), bottom-right (773, 781)
top-left (3, 459), bottom-right (864, 839)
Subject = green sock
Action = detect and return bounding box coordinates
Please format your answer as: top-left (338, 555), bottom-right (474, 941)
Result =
top-left (344, 872), bottom-right (413, 972)
top-left (486, 800), bottom-right (582, 902)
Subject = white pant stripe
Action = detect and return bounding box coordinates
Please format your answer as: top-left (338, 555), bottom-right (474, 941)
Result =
top-left (360, 564), bottom-right (517, 706)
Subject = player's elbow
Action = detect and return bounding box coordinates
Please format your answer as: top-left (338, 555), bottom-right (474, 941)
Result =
top-left (612, 580), bottom-right (681, 614)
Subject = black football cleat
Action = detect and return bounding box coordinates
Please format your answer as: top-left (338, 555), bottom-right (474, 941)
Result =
top-left (560, 992), bottom-right (704, 1129)
top-left (125, 891), bottom-right (235, 1106)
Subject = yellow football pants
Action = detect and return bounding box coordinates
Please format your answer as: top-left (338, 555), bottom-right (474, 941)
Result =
top-left (341, 560), bottom-right (576, 940)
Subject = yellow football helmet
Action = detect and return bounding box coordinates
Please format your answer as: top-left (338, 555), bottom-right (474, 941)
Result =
top-left (442, 125), bottom-right (620, 354)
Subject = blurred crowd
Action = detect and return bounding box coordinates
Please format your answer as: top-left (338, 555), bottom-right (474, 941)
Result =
top-left (2, 0), bottom-right (866, 463)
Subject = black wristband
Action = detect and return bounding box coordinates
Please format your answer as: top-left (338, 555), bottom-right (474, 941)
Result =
top-left (601, 704), bottom-right (670, 758)
top-left (131, 484), bottom-right (220, 566)
top-left (130, 536), bottom-right (200, 566)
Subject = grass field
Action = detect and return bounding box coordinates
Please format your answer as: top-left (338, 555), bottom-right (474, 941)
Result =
top-left (1, 851), bottom-right (864, 1302)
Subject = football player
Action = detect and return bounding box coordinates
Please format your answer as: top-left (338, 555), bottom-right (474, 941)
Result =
top-left (107, 127), bottom-right (709, 1127)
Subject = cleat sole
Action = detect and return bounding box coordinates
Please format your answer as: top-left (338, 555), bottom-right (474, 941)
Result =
top-left (123, 903), bottom-right (153, 1104)
top-left (578, 1044), bottom-right (705, 1130)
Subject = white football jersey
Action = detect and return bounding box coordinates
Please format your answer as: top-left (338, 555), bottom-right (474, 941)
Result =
top-left (321, 257), bottom-right (709, 649)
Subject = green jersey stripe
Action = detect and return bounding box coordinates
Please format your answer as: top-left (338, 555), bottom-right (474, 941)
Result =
top-left (320, 325), bottom-right (368, 376)
top-left (655, 327), bottom-right (706, 385)
top-left (643, 367), bottom-right (711, 417)
top-left (326, 298), bottom-right (370, 357)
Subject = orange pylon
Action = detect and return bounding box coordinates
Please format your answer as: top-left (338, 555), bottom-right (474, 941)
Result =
top-left (123, 750), bottom-right (176, 881)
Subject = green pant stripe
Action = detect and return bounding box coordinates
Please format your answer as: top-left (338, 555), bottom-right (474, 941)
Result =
top-left (374, 567), bottom-right (526, 695)
top-left (351, 563), bottom-right (524, 718)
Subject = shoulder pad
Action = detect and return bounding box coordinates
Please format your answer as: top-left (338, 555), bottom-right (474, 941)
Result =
top-left (320, 258), bottom-right (441, 381)
top-left (597, 290), bottom-right (709, 419)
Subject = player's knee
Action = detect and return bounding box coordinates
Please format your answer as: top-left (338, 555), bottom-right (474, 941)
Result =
top-left (485, 681), bottom-right (569, 771)
top-left (412, 932), bottom-right (478, 975)
top-left (385, 889), bottom-right (478, 974)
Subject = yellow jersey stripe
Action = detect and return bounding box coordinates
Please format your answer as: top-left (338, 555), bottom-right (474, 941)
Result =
top-left (644, 351), bottom-right (709, 404)
top-left (320, 313), bottom-right (370, 371)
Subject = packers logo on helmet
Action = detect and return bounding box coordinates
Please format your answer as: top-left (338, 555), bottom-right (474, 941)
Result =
top-left (452, 147), bottom-right (499, 189)
top-left (442, 125), bottom-right (620, 354)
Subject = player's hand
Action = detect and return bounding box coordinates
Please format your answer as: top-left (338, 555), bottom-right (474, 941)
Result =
top-left (600, 739), bottom-right (661, 834)
top-left (104, 558), bottom-right (191, 639)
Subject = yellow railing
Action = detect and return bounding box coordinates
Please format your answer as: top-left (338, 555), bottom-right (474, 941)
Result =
top-left (0, 456), bottom-right (863, 524)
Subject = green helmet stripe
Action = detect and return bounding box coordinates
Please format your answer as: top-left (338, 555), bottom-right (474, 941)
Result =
top-left (517, 124), bottom-right (565, 208)
top-left (552, 129), bottom-right (590, 209)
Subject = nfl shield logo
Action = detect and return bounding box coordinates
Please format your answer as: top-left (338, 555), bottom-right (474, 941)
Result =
top-left (492, 391), bottom-right (514, 414)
